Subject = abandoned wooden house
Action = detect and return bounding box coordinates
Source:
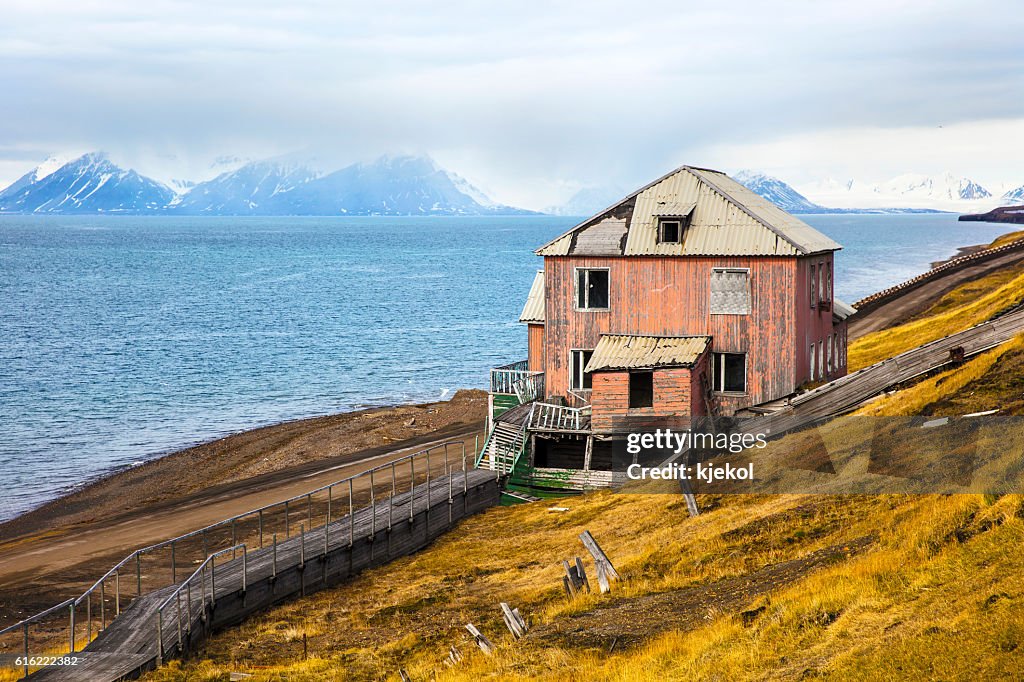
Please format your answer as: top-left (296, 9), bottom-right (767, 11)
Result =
top-left (479, 165), bottom-right (857, 491)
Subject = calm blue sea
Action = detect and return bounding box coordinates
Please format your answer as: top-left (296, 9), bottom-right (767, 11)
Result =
top-left (0, 213), bottom-right (1015, 520)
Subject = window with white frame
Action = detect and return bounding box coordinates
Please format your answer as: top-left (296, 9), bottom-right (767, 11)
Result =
top-left (575, 268), bottom-right (609, 310)
top-left (657, 216), bottom-right (689, 244)
top-left (710, 268), bottom-right (751, 315)
top-left (570, 349), bottom-right (593, 390)
top-left (809, 341), bottom-right (816, 381)
top-left (712, 352), bottom-right (746, 393)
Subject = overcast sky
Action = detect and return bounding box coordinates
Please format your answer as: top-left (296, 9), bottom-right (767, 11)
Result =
top-left (1, 0), bottom-right (1022, 208)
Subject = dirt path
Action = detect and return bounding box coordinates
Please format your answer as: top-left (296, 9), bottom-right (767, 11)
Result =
top-left (849, 249), bottom-right (1024, 340)
top-left (530, 535), bottom-right (874, 650)
top-left (0, 392), bottom-right (486, 627)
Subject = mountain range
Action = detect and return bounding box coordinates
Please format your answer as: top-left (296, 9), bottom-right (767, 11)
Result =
top-left (734, 170), bottom-right (1023, 215)
top-left (3, 152), bottom-right (1022, 216)
top-left (0, 153), bottom-right (535, 216)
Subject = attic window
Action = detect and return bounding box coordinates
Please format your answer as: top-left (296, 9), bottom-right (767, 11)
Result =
top-left (657, 216), bottom-right (690, 244)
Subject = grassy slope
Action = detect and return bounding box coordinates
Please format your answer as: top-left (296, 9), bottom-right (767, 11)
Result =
top-left (848, 230), bottom-right (1024, 371)
top-left (139, 236), bottom-right (1024, 682)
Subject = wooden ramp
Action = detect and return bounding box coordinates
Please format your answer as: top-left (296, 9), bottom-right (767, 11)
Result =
top-left (28, 468), bottom-right (500, 681)
top-left (727, 304), bottom-right (1024, 441)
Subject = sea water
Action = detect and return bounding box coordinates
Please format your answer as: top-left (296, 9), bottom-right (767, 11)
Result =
top-left (0, 213), bottom-right (1014, 520)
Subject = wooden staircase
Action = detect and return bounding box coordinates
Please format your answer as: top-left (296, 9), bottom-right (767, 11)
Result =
top-left (477, 419), bottom-right (529, 474)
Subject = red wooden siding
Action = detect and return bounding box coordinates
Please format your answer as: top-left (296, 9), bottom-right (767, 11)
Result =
top-left (794, 254), bottom-right (846, 384)
top-left (590, 366), bottom-right (700, 433)
top-left (543, 255), bottom-right (801, 411)
top-left (527, 323), bottom-right (545, 373)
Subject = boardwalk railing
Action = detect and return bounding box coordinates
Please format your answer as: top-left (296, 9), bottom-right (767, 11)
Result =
top-left (0, 439), bottom-right (472, 679)
top-left (155, 544), bottom-right (247, 666)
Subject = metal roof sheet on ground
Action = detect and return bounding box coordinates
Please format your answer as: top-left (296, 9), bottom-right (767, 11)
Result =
top-left (832, 298), bottom-right (857, 320)
top-left (585, 334), bottom-right (711, 372)
top-left (519, 270), bottom-right (545, 323)
top-left (536, 165), bottom-right (842, 258)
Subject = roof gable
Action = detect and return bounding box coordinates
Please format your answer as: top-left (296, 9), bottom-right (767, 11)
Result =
top-left (537, 165), bottom-right (841, 258)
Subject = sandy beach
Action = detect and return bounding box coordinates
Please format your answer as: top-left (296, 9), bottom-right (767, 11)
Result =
top-left (0, 390), bottom-right (486, 628)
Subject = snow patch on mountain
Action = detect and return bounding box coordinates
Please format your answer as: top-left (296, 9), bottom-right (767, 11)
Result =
top-left (797, 172), bottom-right (1000, 212)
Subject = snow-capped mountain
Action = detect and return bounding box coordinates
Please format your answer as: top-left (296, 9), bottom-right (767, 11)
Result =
top-left (732, 171), bottom-right (825, 213)
top-left (798, 172), bottom-right (998, 212)
top-left (0, 153), bottom-right (535, 216)
top-left (547, 184), bottom-right (629, 217)
top-left (172, 160), bottom-right (321, 214)
top-left (1002, 185), bottom-right (1024, 205)
top-left (271, 154), bottom-right (534, 216)
top-left (0, 153), bottom-right (174, 214)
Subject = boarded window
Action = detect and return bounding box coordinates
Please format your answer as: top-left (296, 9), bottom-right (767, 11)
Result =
top-left (576, 268), bottom-right (609, 310)
top-left (571, 349), bottom-right (593, 390)
top-left (712, 353), bottom-right (746, 393)
top-left (629, 371), bottom-right (654, 408)
top-left (710, 268), bottom-right (751, 315)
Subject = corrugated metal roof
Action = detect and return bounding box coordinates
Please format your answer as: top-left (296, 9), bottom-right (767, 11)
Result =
top-left (536, 165), bottom-right (842, 257)
top-left (832, 298), bottom-right (857, 321)
top-left (585, 334), bottom-right (711, 372)
top-left (519, 270), bottom-right (545, 323)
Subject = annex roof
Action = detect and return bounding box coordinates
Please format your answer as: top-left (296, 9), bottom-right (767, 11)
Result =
top-left (519, 270), bottom-right (545, 323)
top-left (584, 334), bottom-right (711, 372)
top-left (832, 298), bottom-right (857, 321)
top-left (537, 165), bottom-right (842, 258)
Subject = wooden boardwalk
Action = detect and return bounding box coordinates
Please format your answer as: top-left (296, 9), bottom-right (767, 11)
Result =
top-left (29, 468), bottom-right (500, 681)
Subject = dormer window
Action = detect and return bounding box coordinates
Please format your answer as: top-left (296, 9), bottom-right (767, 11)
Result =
top-left (657, 215), bottom-right (690, 244)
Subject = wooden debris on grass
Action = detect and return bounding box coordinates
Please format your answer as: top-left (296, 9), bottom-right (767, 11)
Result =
top-left (580, 530), bottom-right (620, 593)
top-left (500, 602), bottom-right (528, 638)
top-left (562, 557), bottom-right (590, 598)
top-left (465, 623), bottom-right (495, 655)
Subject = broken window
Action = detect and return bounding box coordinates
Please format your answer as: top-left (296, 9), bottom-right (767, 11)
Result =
top-left (576, 268), bottom-right (609, 310)
top-left (712, 353), bottom-right (746, 393)
top-left (570, 349), bottom-right (593, 390)
top-left (710, 268), bottom-right (751, 315)
top-left (629, 371), bottom-right (654, 408)
top-left (810, 263), bottom-right (817, 308)
top-left (658, 217), bottom-right (686, 244)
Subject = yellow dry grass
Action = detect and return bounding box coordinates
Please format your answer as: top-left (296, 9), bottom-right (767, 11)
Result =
top-left (988, 230), bottom-right (1024, 250)
top-left (855, 333), bottom-right (1024, 416)
top-left (848, 269), bottom-right (1024, 370)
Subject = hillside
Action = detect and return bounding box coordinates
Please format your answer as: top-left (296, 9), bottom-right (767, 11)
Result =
top-left (135, 240), bottom-right (1024, 681)
top-left (960, 205), bottom-right (1024, 225)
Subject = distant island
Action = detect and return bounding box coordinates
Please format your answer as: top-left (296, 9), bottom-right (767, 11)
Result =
top-left (959, 206), bottom-right (1024, 225)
